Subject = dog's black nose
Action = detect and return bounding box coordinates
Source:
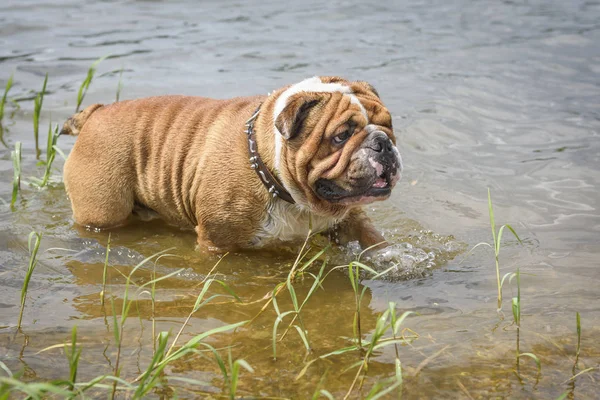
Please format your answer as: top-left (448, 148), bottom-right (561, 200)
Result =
top-left (371, 135), bottom-right (394, 153)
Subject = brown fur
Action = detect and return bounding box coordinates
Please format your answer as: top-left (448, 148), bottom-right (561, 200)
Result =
top-left (63, 77), bottom-right (396, 251)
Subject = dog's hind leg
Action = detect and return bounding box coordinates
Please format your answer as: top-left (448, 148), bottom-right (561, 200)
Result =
top-left (64, 156), bottom-right (134, 229)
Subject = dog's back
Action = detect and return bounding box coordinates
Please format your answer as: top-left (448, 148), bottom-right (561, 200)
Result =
top-left (63, 95), bottom-right (263, 230)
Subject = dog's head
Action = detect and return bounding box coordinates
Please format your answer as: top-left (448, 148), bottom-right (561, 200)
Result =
top-left (271, 76), bottom-right (402, 217)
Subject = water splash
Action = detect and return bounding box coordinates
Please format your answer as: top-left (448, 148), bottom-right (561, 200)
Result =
top-left (341, 229), bottom-right (466, 281)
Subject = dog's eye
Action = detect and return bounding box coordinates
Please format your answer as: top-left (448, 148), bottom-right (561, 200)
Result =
top-left (332, 130), bottom-right (352, 144)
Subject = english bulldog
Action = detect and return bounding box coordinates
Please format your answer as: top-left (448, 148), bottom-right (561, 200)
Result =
top-left (62, 76), bottom-right (402, 252)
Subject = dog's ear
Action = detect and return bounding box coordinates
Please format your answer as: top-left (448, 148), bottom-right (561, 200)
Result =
top-left (275, 94), bottom-right (322, 140)
top-left (353, 81), bottom-right (380, 99)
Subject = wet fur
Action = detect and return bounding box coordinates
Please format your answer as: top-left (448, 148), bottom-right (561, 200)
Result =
top-left (62, 77), bottom-right (395, 251)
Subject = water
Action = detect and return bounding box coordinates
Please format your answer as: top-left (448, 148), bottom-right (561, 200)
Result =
top-left (1, 0), bottom-right (599, 398)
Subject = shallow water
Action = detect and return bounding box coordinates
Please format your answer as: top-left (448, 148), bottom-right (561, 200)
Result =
top-left (1, 0), bottom-right (599, 398)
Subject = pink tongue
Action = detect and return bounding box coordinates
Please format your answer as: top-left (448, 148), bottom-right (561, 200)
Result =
top-left (373, 177), bottom-right (387, 188)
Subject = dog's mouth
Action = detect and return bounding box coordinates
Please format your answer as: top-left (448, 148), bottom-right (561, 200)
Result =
top-left (364, 170), bottom-right (393, 196)
top-left (372, 173), bottom-right (391, 189)
top-left (314, 169), bottom-right (397, 205)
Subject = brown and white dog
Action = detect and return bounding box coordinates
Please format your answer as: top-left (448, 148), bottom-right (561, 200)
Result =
top-left (62, 76), bottom-right (403, 251)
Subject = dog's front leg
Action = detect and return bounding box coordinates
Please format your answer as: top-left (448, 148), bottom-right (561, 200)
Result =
top-left (194, 224), bottom-right (235, 254)
top-left (334, 209), bottom-right (388, 251)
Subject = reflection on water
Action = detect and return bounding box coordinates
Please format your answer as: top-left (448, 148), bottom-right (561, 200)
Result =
top-left (1, 0), bottom-right (599, 398)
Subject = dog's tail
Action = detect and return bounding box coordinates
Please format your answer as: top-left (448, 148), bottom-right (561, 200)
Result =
top-left (59, 104), bottom-right (103, 136)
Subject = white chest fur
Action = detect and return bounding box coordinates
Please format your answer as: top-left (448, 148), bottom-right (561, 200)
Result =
top-left (252, 200), bottom-right (337, 247)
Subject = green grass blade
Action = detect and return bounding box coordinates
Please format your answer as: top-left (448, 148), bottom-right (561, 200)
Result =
top-left (100, 234), bottom-right (111, 306)
top-left (76, 55), bottom-right (108, 112)
top-left (17, 232), bottom-right (41, 329)
top-left (160, 320), bottom-right (248, 366)
top-left (371, 338), bottom-right (415, 352)
top-left (229, 361), bottom-right (238, 400)
top-left (272, 311), bottom-right (295, 359)
top-left (67, 325), bottom-right (81, 389)
top-left (365, 379), bottom-right (401, 400)
top-left (164, 376), bottom-right (211, 387)
top-left (111, 297), bottom-right (120, 344)
top-left (287, 280), bottom-right (299, 311)
top-left (348, 263), bottom-right (358, 292)
top-left (351, 261), bottom-right (380, 276)
top-left (0, 74), bottom-right (13, 121)
top-left (368, 310), bottom-right (391, 352)
top-left (296, 344), bottom-right (362, 380)
top-left (34, 123), bottom-right (60, 188)
top-left (32, 73), bottom-right (48, 159)
top-left (271, 291), bottom-right (282, 316)
top-left (52, 145), bottom-right (67, 161)
top-left (496, 224), bottom-right (523, 254)
top-left (518, 352), bottom-right (541, 373)
top-left (192, 279), bottom-right (216, 313)
top-left (563, 367), bottom-right (597, 384)
top-left (10, 141), bottom-right (21, 208)
top-left (460, 242), bottom-right (493, 263)
top-left (121, 298), bottom-right (133, 323)
top-left (358, 286), bottom-right (369, 310)
top-left (0, 73), bottom-right (14, 147)
top-left (296, 359), bottom-right (319, 381)
top-left (218, 280), bottom-right (242, 303)
top-left (128, 247), bottom-right (175, 279)
top-left (45, 122), bottom-right (52, 165)
top-left (233, 359), bottom-right (254, 374)
top-left (319, 345), bottom-right (361, 360)
top-left (198, 342), bottom-right (228, 383)
top-left (134, 331), bottom-right (170, 397)
top-left (488, 188), bottom-right (497, 247)
top-left (393, 311), bottom-right (416, 335)
top-left (395, 357), bottom-right (403, 385)
top-left (74, 375), bottom-right (109, 394)
top-left (515, 268), bottom-right (521, 326)
top-left (138, 268), bottom-right (186, 292)
top-left (0, 378), bottom-right (73, 398)
top-left (76, 71), bottom-right (92, 113)
top-left (511, 297), bottom-right (519, 326)
top-left (310, 370), bottom-right (330, 400)
top-left (388, 302), bottom-right (397, 331)
top-left (503, 224), bottom-right (523, 244)
top-left (575, 311), bottom-right (581, 362)
top-left (500, 272), bottom-right (516, 291)
top-left (0, 361), bottom-right (12, 377)
top-left (190, 279), bottom-right (241, 314)
top-left (81, 375), bottom-right (134, 390)
top-left (293, 325), bottom-right (311, 352)
top-left (496, 225), bottom-right (505, 255)
top-left (229, 358), bottom-right (253, 400)
top-left (319, 390), bottom-right (334, 400)
top-left (358, 240), bottom-right (387, 262)
top-left (299, 264), bottom-right (326, 309)
top-left (297, 246), bottom-right (329, 274)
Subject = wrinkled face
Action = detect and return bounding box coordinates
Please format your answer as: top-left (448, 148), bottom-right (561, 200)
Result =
top-left (273, 76), bottom-right (403, 217)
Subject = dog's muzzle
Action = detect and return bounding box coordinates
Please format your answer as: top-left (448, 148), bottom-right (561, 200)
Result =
top-left (315, 129), bottom-right (402, 204)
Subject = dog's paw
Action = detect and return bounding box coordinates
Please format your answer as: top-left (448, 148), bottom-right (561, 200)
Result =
top-left (362, 243), bottom-right (436, 280)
